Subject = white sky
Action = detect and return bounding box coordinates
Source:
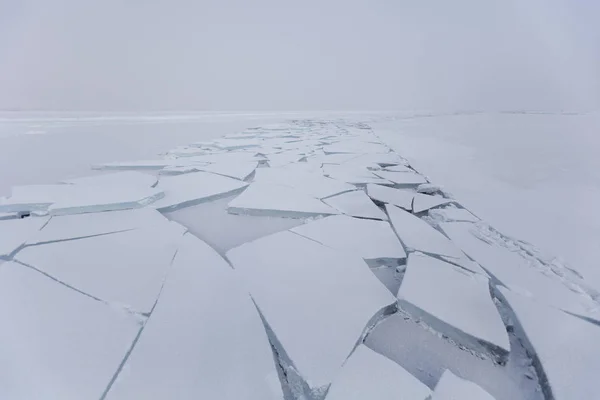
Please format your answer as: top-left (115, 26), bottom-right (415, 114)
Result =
top-left (1, 0), bottom-right (598, 111)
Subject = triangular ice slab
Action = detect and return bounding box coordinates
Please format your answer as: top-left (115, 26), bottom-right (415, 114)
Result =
top-left (412, 193), bottom-right (454, 213)
top-left (386, 205), bottom-right (465, 259)
top-left (324, 345), bottom-right (431, 400)
top-left (398, 253), bottom-right (510, 362)
top-left (431, 370), bottom-right (496, 400)
top-left (0, 216), bottom-right (49, 259)
top-left (439, 222), bottom-right (600, 322)
top-left (373, 171), bottom-right (428, 187)
top-left (16, 222), bottom-right (186, 313)
top-left (61, 171), bottom-right (157, 188)
top-left (105, 234), bottom-right (283, 400)
top-left (0, 262), bottom-right (139, 400)
top-left (228, 182), bottom-right (338, 218)
top-left (366, 184), bottom-right (414, 211)
top-left (226, 231), bottom-right (396, 398)
top-left (254, 167), bottom-right (355, 199)
top-left (324, 190), bottom-right (388, 220)
top-left (197, 161), bottom-right (258, 180)
top-left (153, 172), bottom-right (248, 212)
top-left (496, 287), bottom-right (600, 400)
top-left (291, 215), bottom-right (406, 263)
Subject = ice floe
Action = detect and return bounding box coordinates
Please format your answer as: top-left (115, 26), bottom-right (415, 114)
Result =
top-left (431, 370), bottom-right (496, 400)
top-left (253, 167), bottom-right (355, 199)
top-left (291, 215), bottom-right (406, 263)
top-left (228, 182), bottom-right (338, 218)
top-left (226, 231), bottom-right (396, 398)
top-left (324, 345), bottom-right (431, 400)
top-left (0, 262), bottom-right (139, 400)
top-left (323, 164), bottom-right (393, 185)
top-left (323, 190), bottom-right (388, 220)
top-left (198, 161), bottom-right (258, 180)
top-left (373, 171), bottom-right (428, 186)
top-left (61, 171), bottom-right (158, 188)
top-left (366, 184), bottom-right (414, 211)
top-left (429, 206), bottom-right (479, 223)
top-left (398, 253), bottom-right (510, 362)
top-left (105, 234), bottom-right (283, 400)
top-left (0, 216), bottom-right (49, 259)
top-left (153, 171), bottom-right (248, 212)
top-left (386, 204), bottom-right (465, 259)
top-left (412, 193), bottom-right (454, 213)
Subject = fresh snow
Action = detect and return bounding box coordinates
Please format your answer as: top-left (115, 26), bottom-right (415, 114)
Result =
top-left (226, 231), bottom-right (396, 398)
top-left (497, 286), bottom-right (600, 400)
top-left (412, 193), bottom-right (454, 213)
top-left (431, 370), bottom-right (496, 400)
top-left (0, 216), bottom-right (49, 259)
top-left (324, 345), bottom-right (431, 400)
top-left (152, 171), bottom-right (248, 212)
top-left (0, 262), bottom-right (139, 400)
top-left (228, 182), bottom-right (338, 218)
top-left (366, 184), bottom-right (414, 211)
top-left (323, 190), bottom-right (388, 220)
top-left (291, 215), bottom-right (406, 263)
top-left (106, 234), bottom-right (283, 400)
top-left (386, 204), bottom-right (465, 259)
top-left (398, 253), bottom-right (510, 362)
top-left (15, 222), bottom-right (186, 313)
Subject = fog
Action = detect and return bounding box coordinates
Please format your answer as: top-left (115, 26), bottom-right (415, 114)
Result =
top-left (1, 0), bottom-right (598, 111)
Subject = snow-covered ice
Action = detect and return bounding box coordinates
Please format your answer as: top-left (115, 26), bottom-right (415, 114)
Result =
top-left (291, 215), bottom-right (406, 264)
top-left (412, 193), bottom-right (454, 213)
top-left (152, 171), bottom-right (248, 212)
top-left (496, 286), bottom-right (600, 400)
top-left (226, 231), bottom-right (396, 398)
top-left (431, 370), bottom-right (496, 400)
top-left (324, 345), bottom-right (431, 400)
top-left (366, 183), bottom-right (414, 211)
top-left (429, 206), bottom-right (480, 223)
top-left (253, 167), bottom-right (355, 199)
top-left (398, 253), bottom-right (510, 362)
top-left (386, 204), bottom-right (465, 259)
top-left (383, 164), bottom-right (413, 172)
top-left (0, 216), bottom-right (49, 259)
top-left (15, 221), bottom-right (186, 313)
top-left (373, 170), bottom-right (428, 186)
top-left (61, 171), bottom-right (158, 188)
top-left (197, 161), bottom-right (258, 180)
top-left (228, 182), bottom-right (338, 218)
top-left (106, 234), bottom-right (283, 400)
top-left (323, 190), bottom-right (388, 220)
top-left (0, 261), bottom-right (139, 400)
top-left (323, 164), bottom-right (393, 185)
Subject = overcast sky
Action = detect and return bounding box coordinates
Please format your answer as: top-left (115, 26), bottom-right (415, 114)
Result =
top-left (0, 0), bottom-right (598, 111)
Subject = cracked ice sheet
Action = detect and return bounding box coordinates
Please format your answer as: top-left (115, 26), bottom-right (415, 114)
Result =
top-left (323, 164), bottom-right (393, 185)
top-left (324, 345), bottom-right (430, 400)
top-left (439, 222), bottom-right (600, 323)
top-left (0, 262), bottom-right (139, 400)
top-left (366, 184), bottom-right (414, 211)
top-left (106, 234), bottom-right (283, 400)
top-left (152, 171), bottom-right (248, 212)
top-left (196, 161), bottom-right (257, 180)
top-left (92, 159), bottom-right (209, 171)
top-left (496, 287), bottom-right (600, 400)
top-left (386, 204), bottom-right (465, 259)
top-left (15, 221), bottom-right (186, 313)
top-left (432, 370), bottom-right (496, 400)
top-left (323, 190), bottom-right (388, 220)
top-left (398, 253), bottom-right (510, 362)
top-left (412, 193), bottom-right (454, 213)
top-left (323, 141), bottom-right (390, 155)
top-left (61, 171), bottom-right (157, 188)
top-left (228, 182), bottom-right (338, 218)
top-left (226, 231), bottom-right (396, 398)
top-left (0, 216), bottom-right (49, 259)
top-left (26, 208), bottom-right (170, 245)
top-left (429, 206), bottom-right (479, 223)
top-left (253, 167), bottom-right (355, 199)
top-left (291, 215), bottom-right (406, 263)
top-left (373, 170), bottom-right (428, 186)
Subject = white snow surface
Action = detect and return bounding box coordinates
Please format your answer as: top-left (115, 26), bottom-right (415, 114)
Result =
top-left (0, 216), bottom-right (49, 259)
top-left (324, 345), bottom-right (431, 400)
top-left (228, 181), bottom-right (339, 218)
top-left (0, 261), bottom-right (139, 400)
top-left (432, 370), bottom-right (496, 400)
top-left (291, 215), bottom-right (406, 262)
top-left (398, 253), bottom-right (510, 361)
top-left (106, 234), bottom-right (283, 400)
top-left (366, 183), bottom-right (414, 211)
top-left (386, 204), bottom-right (465, 259)
top-left (226, 231), bottom-right (396, 397)
top-left (323, 190), bottom-right (388, 220)
top-left (497, 286), bottom-right (600, 400)
top-left (152, 171), bottom-right (248, 212)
